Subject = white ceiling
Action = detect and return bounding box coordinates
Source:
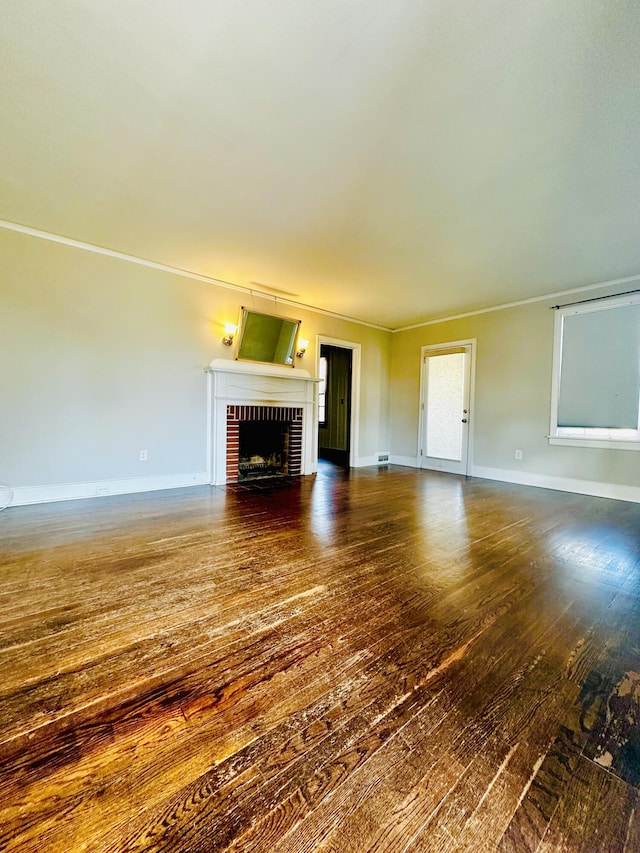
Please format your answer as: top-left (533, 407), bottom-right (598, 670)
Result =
top-left (3, 0), bottom-right (640, 329)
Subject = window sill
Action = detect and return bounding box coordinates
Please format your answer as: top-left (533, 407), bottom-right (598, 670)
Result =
top-left (548, 436), bottom-right (640, 451)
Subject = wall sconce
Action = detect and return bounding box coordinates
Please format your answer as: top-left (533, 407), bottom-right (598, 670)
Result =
top-left (296, 338), bottom-right (309, 358)
top-left (222, 323), bottom-right (237, 346)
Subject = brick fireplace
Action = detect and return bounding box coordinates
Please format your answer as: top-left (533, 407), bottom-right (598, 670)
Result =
top-left (226, 405), bottom-right (303, 483)
top-left (207, 359), bottom-right (318, 485)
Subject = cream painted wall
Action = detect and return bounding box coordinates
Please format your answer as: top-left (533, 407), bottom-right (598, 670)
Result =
top-left (0, 228), bottom-right (390, 497)
top-left (390, 288), bottom-right (640, 492)
top-left (5, 223), bottom-right (636, 504)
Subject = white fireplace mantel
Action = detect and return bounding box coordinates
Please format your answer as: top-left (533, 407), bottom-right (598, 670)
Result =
top-left (206, 358), bottom-right (320, 485)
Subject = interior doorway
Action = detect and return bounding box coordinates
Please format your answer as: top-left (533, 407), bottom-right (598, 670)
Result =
top-left (316, 337), bottom-right (360, 468)
top-left (318, 344), bottom-right (352, 466)
top-left (418, 341), bottom-right (475, 475)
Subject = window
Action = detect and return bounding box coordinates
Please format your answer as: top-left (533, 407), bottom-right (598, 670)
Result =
top-left (318, 356), bottom-right (328, 426)
top-left (549, 293), bottom-right (640, 450)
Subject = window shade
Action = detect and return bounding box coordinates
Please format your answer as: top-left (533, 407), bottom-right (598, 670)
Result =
top-left (558, 303), bottom-right (640, 429)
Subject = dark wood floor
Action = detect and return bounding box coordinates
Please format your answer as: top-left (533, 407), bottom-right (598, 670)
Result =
top-left (1, 464), bottom-right (639, 852)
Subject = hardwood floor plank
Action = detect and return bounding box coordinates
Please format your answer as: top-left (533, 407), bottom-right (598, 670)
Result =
top-left (1, 465), bottom-right (639, 851)
top-left (536, 753), bottom-right (639, 853)
top-left (242, 574), bottom-right (585, 852)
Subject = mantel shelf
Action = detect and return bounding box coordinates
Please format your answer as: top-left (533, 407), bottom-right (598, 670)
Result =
top-left (207, 358), bottom-right (319, 382)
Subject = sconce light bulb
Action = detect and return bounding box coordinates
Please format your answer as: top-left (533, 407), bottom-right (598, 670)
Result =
top-left (222, 322), bottom-right (237, 346)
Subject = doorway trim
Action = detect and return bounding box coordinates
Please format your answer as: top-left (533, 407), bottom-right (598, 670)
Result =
top-left (316, 336), bottom-right (361, 467)
top-left (417, 339), bottom-right (476, 475)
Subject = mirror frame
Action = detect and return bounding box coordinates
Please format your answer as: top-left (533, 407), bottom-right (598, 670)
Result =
top-left (235, 307), bottom-right (302, 367)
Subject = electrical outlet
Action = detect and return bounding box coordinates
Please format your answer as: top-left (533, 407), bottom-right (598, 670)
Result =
top-left (515, 449), bottom-right (523, 460)
top-left (139, 450), bottom-right (148, 461)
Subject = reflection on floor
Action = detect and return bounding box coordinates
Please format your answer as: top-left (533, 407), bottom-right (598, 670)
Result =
top-left (1, 464), bottom-right (639, 851)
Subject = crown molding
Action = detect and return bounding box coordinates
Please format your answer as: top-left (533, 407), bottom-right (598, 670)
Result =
top-left (0, 219), bottom-right (391, 332)
top-left (392, 273), bottom-right (640, 332)
top-left (6, 218), bottom-right (637, 334)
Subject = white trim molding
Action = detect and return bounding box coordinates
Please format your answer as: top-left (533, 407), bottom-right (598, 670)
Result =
top-left (548, 291), bottom-right (640, 451)
top-left (390, 455), bottom-right (420, 468)
top-left (353, 453), bottom-right (391, 468)
top-left (471, 465), bottom-right (640, 504)
top-left (316, 336), bottom-right (362, 469)
top-left (5, 219), bottom-right (640, 335)
top-left (548, 436), bottom-right (640, 451)
top-left (0, 219), bottom-right (390, 332)
top-left (393, 275), bottom-right (640, 332)
top-left (9, 472), bottom-right (210, 507)
top-left (417, 339), bottom-right (477, 477)
top-left (383, 459), bottom-right (640, 503)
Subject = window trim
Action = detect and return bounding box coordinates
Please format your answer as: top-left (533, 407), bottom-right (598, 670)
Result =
top-left (549, 292), bottom-right (640, 450)
top-left (318, 355), bottom-right (328, 428)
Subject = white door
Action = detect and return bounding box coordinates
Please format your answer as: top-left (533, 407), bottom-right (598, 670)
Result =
top-left (420, 344), bottom-right (473, 475)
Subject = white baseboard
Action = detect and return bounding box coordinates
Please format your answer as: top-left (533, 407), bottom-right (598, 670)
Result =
top-left (470, 465), bottom-right (640, 504)
top-left (9, 463), bottom-right (637, 508)
top-left (384, 457), bottom-right (640, 503)
top-left (9, 472), bottom-right (210, 507)
top-left (354, 452), bottom-right (392, 467)
top-left (390, 455), bottom-right (420, 469)
top-left (353, 455), bottom-right (377, 467)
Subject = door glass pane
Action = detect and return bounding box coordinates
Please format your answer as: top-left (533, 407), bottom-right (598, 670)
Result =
top-left (426, 353), bottom-right (464, 460)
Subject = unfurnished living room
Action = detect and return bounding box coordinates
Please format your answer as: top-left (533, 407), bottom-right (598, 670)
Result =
top-left (1, 2), bottom-right (640, 851)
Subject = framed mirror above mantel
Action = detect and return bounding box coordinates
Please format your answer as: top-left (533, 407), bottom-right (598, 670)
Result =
top-left (235, 308), bottom-right (301, 367)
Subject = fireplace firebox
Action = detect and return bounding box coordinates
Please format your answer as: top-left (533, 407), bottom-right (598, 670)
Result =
top-left (238, 421), bottom-right (289, 480)
top-left (226, 404), bottom-right (303, 483)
